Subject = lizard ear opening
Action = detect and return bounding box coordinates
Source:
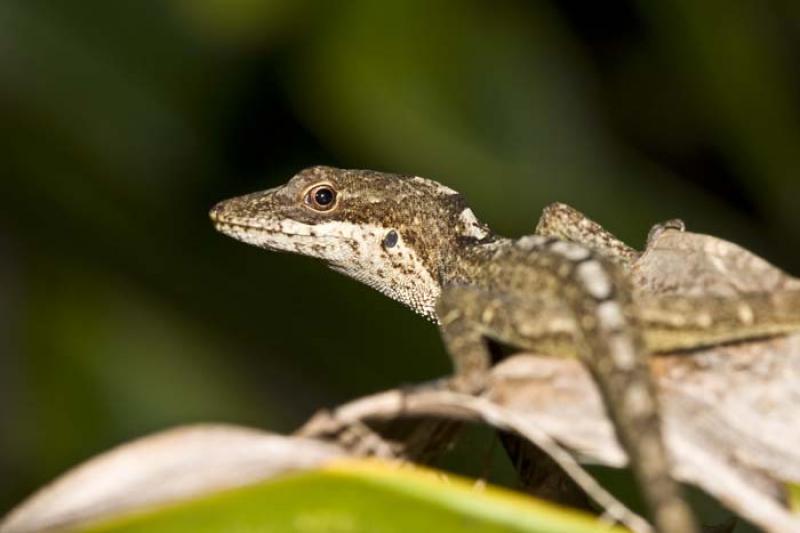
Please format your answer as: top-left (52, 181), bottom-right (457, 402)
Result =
top-left (383, 230), bottom-right (399, 249)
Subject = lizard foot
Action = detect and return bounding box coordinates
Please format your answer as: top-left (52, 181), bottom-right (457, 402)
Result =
top-left (448, 372), bottom-right (489, 395)
top-left (646, 218), bottom-right (686, 249)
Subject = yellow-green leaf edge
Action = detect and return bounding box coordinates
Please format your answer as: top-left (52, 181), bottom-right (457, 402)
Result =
top-left (83, 459), bottom-right (628, 533)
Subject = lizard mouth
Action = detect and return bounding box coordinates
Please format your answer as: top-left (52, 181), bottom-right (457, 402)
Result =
top-left (213, 220), bottom-right (307, 239)
top-left (212, 219), bottom-right (355, 257)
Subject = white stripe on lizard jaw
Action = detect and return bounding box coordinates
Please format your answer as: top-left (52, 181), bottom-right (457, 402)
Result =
top-left (318, 221), bottom-right (442, 321)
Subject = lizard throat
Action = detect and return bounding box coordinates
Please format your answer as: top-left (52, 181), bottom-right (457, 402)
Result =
top-left (216, 219), bottom-right (442, 321)
top-left (329, 263), bottom-right (441, 323)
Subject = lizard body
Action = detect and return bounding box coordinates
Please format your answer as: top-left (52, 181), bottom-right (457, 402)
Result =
top-left (211, 166), bottom-right (800, 533)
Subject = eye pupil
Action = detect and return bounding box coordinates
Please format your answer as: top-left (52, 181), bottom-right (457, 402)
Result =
top-left (383, 230), bottom-right (398, 248)
top-left (314, 188), bottom-right (334, 206)
top-left (305, 185), bottom-right (337, 211)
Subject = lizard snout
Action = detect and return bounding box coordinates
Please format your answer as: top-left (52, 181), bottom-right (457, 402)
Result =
top-left (208, 186), bottom-right (280, 227)
top-left (208, 201), bottom-right (226, 223)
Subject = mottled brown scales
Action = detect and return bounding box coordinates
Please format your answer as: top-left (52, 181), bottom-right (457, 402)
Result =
top-left (211, 166), bottom-right (800, 533)
top-left (536, 202), bottom-right (639, 267)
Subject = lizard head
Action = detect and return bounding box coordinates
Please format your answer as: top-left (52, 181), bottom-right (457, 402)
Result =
top-left (210, 165), bottom-right (492, 320)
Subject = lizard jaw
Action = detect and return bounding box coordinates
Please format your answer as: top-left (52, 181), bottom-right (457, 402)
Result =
top-left (212, 219), bottom-right (353, 256)
top-left (213, 212), bottom-right (442, 319)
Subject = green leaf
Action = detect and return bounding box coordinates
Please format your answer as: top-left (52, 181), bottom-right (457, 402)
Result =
top-left (83, 460), bottom-right (626, 533)
top-left (791, 484), bottom-right (800, 514)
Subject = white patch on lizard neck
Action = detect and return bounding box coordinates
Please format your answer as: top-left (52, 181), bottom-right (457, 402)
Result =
top-left (321, 221), bottom-right (442, 321)
top-left (458, 208), bottom-right (489, 240)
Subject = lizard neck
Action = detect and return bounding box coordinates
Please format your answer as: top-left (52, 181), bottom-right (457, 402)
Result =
top-left (334, 208), bottom-right (500, 323)
top-left (438, 237), bottom-right (511, 290)
top-left (355, 233), bottom-right (504, 324)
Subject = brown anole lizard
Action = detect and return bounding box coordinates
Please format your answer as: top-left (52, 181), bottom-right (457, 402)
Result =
top-left (210, 166), bottom-right (800, 533)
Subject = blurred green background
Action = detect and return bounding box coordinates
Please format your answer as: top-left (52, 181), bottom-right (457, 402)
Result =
top-left (2, 0), bottom-right (800, 517)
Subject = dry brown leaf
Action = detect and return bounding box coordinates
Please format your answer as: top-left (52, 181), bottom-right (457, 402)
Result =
top-left (0, 425), bottom-right (347, 533)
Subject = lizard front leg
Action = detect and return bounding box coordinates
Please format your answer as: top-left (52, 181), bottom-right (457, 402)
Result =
top-left (436, 286), bottom-right (498, 393)
top-left (436, 286), bottom-right (594, 509)
top-left (438, 252), bottom-right (698, 533)
top-left (437, 287), bottom-right (578, 391)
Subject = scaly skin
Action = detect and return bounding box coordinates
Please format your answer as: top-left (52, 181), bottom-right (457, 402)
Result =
top-left (210, 166), bottom-right (800, 532)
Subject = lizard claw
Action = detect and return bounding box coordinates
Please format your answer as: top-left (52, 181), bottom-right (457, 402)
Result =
top-left (646, 218), bottom-right (686, 249)
top-left (448, 372), bottom-right (489, 395)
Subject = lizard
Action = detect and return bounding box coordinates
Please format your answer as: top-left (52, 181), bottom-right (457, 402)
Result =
top-left (210, 166), bottom-right (800, 533)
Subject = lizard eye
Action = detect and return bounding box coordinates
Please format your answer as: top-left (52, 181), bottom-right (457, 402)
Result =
top-left (304, 184), bottom-right (337, 212)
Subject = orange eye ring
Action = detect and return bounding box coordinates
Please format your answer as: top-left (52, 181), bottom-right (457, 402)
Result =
top-left (304, 184), bottom-right (338, 212)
